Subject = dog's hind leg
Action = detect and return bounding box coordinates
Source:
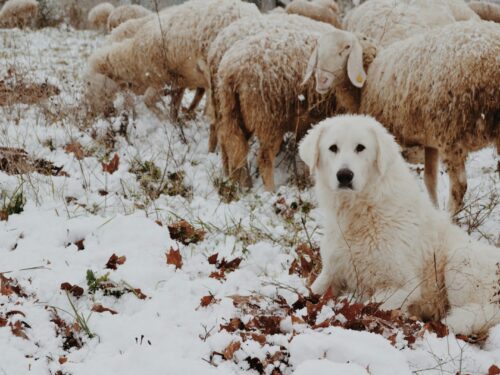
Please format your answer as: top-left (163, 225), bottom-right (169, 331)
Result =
top-left (444, 303), bottom-right (499, 336)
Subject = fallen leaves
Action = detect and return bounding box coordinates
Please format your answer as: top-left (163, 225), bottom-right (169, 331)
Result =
top-left (208, 254), bottom-right (242, 281)
top-left (489, 365), bottom-right (500, 375)
top-left (288, 243), bottom-right (321, 284)
top-left (102, 154), bottom-right (120, 174)
top-left (60, 282), bottom-right (84, 298)
top-left (199, 294), bottom-right (218, 308)
top-left (0, 147), bottom-right (30, 173)
top-left (58, 356), bottom-right (68, 365)
top-left (50, 309), bottom-right (82, 351)
top-left (223, 341), bottom-right (241, 360)
top-left (166, 247), bottom-right (183, 270)
top-left (105, 253), bottom-right (126, 270)
top-left (0, 274), bottom-right (27, 297)
top-left (91, 304), bottom-right (118, 315)
top-left (168, 220), bottom-right (205, 245)
top-left (0, 311), bottom-right (30, 341)
top-left (74, 239), bottom-right (85, 251)
top-left (64, 142), bottom-right (84, 160)
top-left (10, 320), bottom-right (29, 340)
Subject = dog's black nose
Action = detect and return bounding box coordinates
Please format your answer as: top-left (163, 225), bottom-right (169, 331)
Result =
top-left (337, 168), bottom-right (354, 186)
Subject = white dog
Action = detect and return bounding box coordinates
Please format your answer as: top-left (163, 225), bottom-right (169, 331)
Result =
top-left (299, 115), bottom-right (500, 335)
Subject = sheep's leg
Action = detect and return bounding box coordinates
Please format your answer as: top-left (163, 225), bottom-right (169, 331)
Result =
top-left (424, 147), bottom-right (439, 207)
top-left (184, 87), bottom-right (205, 113)
top-left (206, 90), bottom-right (218, 153)
top-left (443, 152), bottom-right (468, 217)
top-left (144, 87), bottom-right (164, 118)
top-left (208, 122), bottom-right (218, 153)
top-left (220, 143), bottom-right (229, 176)
top-left (257, 140), bottom-right (282, 192)
top-left (224, 132), bottom-right (252, 189)
top-left (169, 88), bottom-right (185, 122)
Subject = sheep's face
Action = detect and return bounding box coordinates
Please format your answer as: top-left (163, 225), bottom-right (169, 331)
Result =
top-left (315, 37), bottom-right (353, 93)
top-left (303, 31), bottom-right (367, 93)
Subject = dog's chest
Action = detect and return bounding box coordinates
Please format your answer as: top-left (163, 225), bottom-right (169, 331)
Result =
top-left (330, 205), bottom-right (417, 291)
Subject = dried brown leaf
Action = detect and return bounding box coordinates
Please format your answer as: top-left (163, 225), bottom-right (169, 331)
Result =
top-left (64, 142), bottom-right (84, 160)
top-left (166, 247), bottom-right (183, 270)
top-left (91, 304), bottom-right (118, 315)
top-left (105, 253), bottom-right (126, 270)
top-left (223, 341), bottom-right (241, 360)
top-left (102, 154), bottom-right (120, 174)
top-left (168, 220), bottom-right (205, 245)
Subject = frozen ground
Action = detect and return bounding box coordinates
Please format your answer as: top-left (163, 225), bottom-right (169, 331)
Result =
top-left (0, 27), bottom-right (499, 375)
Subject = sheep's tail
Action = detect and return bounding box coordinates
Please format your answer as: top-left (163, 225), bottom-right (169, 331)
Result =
top-left (217, 75), bottom-right (252, 187)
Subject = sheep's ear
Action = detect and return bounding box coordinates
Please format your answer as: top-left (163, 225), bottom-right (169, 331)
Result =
top-left (371, 121), bottom-right (400, 176)
top-left (347, 39), bottom-right (366, 88)
top-left (299, 123), bottom-right (325, 171)
top-left (302, 45), bottom-right (318, 85)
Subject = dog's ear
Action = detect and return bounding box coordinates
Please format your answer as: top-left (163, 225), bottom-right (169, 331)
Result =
top-left (302, 45), bottom-right (318, 86)
top-left (371, 121), bottom-right (400, 176)
top-left (299, 123), bottom-right (325, 172)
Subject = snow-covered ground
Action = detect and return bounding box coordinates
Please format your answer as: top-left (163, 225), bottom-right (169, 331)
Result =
top-left (0, 27), bottom-right (499, 375)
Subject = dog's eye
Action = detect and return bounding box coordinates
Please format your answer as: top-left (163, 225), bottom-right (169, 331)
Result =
top-left (329, 144), bottom-right (338, 153)
top-left (355, 144), bottom-right (365, 153)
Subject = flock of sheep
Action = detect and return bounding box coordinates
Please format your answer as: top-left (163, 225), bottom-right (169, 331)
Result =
top-left (83, 0), bottom-right (499, 216)
top-left (2, 0), bottom-right (499, 217)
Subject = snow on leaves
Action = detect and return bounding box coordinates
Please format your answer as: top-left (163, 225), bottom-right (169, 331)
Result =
top-left (207, 253), bottom-right (242, 281)
top-left (105, 253), bottom-right (127, 270)
top-left (102, 154), bottom-right (120, 174)
top-left (167, 220), bottom-right (205, 245)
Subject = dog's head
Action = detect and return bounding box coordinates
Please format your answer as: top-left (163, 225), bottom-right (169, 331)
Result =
top-left (299, 115), bottom-right (400, 193)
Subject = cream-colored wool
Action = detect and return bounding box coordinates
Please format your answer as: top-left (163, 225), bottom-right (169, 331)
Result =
top-left (286, 0), bottom-right (342, 28)
top-left (106, 4), bottom-right (151, 31)
top-left (0, 0), bottom-right (38, 29)
top-left (88, 0), bottom-right (259, 120)
top-left (88, 2), bottom-right (114, 31)
top-left (344, 0), bottom-right (477, 48)
top-left (359, 21), bottom-right (500, 214)
top-left (107, 14), bottom-right (153, 43)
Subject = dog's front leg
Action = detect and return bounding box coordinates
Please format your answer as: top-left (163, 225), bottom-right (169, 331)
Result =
top-left (310, 236), bottom-right (339, 295)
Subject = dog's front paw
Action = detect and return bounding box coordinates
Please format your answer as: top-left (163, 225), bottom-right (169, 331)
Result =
top-left (311, 274), bottom-right (331, 295)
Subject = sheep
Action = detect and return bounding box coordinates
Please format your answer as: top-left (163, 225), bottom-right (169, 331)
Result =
top-left (468, 1), bottom-right (500, 22)
top-left (285, 0), bottom-right (342, 28)
top-left (0, 0), bottom-right (38, 29)
top-left (207, 13), bottom-right (337, 153)
top-left (107, 14), bottom-right (153, 43)
top-left (107, 4), bottom-right (152, 31)
top-left (88, 2), bottom-right (114, 31)
top-left (304, 21), bottom-right (500, 214)
top-left (343, 0), bottom-right (455, 48)
top-left (215, 23), bottom-right (376, 190)
top-left (89, 0), bottom-right (259, 121)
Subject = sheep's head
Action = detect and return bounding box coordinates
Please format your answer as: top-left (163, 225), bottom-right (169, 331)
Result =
top-left (302, 30), bottom-right (367, 94)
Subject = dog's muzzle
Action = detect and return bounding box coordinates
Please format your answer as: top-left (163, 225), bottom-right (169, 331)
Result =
top-left (337, 168), bottom-right (354, 189)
